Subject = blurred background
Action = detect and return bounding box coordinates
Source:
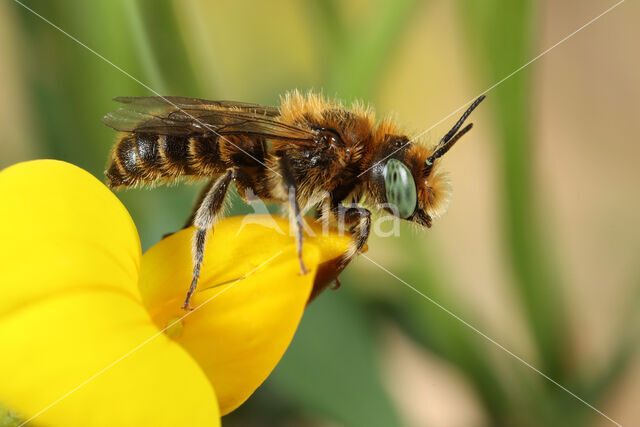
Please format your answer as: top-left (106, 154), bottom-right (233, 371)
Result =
top-left (1, 0), bottom-right (639, 425)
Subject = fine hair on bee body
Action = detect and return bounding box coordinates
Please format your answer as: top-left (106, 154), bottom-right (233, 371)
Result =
top-left (103, 90), bottom-right (485, 310)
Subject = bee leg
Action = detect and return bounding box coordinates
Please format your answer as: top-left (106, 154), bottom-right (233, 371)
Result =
top-left (161, 179), bottom-right (215, 240)
top-left (334, 203), bottom-right (371, 263)
top-left (183, 178), bottom-right (215, 230)
top-left (278, 155), bottom-right (309, 275)
top-left (182, 169), bottom-right (234, 311)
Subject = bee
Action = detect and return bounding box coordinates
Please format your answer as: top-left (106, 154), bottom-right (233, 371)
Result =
top-left (103, 91), bottom-right (485, 310)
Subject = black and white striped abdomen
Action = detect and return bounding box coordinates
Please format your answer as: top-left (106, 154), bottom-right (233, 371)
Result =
top-left (106, 133), bottom-right (224, 188)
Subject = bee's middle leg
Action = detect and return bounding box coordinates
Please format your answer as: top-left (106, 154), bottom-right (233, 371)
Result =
top-left (278, 156), bottom-right (308, 275)
top-left (182, 168), bottom-right (235, 310)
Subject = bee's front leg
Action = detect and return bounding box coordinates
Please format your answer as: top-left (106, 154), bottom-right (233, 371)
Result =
top-left (278, 155), bottom-right (309, 275)
top-left (183, 169), bottom-right (235, 310)
top-left (333, 203), bottom-right (371, 263)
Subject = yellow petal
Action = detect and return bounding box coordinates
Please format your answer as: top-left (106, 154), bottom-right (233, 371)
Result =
top-left (0, 160), bottom-right (140, 315)
top-left (0, 160), bottom-right (220, 425)
top-left (0, 292), bottom-right (220, 426)
top-left (140, 216), bottom-right (351, 414)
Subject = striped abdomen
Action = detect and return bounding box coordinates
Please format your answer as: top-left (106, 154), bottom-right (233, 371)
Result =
top-left (106, 133), bottom-right (230, 188)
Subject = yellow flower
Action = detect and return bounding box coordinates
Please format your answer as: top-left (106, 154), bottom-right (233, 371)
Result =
top-left (0, 160), bottom-right (350, 426)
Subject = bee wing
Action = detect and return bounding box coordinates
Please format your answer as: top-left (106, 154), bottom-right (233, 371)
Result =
top-left (102, 96), bottom-right (315, 142)
top-left (111, 96), bottom-right (282, 117)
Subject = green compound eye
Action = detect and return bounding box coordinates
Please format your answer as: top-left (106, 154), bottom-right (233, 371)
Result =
top-left (383, 159), bottom-right (417, 219)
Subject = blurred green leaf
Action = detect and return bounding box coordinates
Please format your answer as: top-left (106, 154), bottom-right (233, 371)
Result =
top-left (459, 0), bottom-right (567, 379)
top-left (0, 402), bottom-right (21, 427)
top-left (307, 0), bottom-right (421, 100)
top-left (127, 0), bottom-right (200, 96)
top-left (381, 249), bottom-right (511, 422)
top-left (122, 0), bottom-right (168, 92)
top-left (15, 0), bottom-right (140, 173)
top-left (268, 292), bottom-right (403, 427)
top-left (586, 269), bottom-right (640, 407)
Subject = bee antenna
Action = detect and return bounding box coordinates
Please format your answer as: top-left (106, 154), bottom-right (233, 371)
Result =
top-left (426, 123), bottom-right (473, 165)
top-left (439, 95), bottom-right (485, 146)
top-left (425, 95), bottom-right (485, 166)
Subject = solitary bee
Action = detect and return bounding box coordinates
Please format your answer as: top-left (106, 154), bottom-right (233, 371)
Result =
top-left (103, 91), bottom-right (484, 309)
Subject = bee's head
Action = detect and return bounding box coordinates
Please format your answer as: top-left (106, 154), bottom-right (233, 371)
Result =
top-left (376, 144), bottom-right (450, 228)
top-left (372, 95), bottom-right (485, 227)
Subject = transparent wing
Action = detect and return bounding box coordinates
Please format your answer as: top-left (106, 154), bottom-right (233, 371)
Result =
top-left (102, 96), bottom-right (315, 142)
top-left (112, 96), bottom-right (281, 117)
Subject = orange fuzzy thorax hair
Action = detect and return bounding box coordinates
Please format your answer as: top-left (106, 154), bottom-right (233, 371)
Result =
top-left (279, 90), bottom-right (453, 220)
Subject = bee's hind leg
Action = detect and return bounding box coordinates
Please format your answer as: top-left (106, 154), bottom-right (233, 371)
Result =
top-left (161, 179), bottom-right (215, 240)
top-left (278, 155), bottom-right (308, 275)
top-left (183, 178), bottom-right (215, 230)
top-left (182, 169), bottom-right (234, 311)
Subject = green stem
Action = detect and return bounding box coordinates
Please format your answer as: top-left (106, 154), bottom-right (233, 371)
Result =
top-left (460, 0), bottom-right (566, 379)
